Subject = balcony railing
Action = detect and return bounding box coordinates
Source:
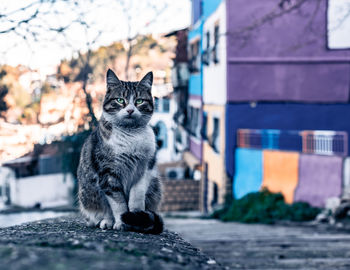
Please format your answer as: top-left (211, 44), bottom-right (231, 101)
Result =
top-left (237, 129), bottom-right (348, 156)
top-left (301, 130), bottom-right (348, 156)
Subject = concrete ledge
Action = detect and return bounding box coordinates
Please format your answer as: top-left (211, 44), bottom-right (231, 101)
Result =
top-left (0, 215), bottom-right (222, 270)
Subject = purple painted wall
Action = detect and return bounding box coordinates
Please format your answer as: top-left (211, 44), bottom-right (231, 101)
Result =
top-left (192, 0), bottom-right (202, 25)
top-left (226, 0), bottom-right (350, 102)
top-left (189, 137), bottom-right (202, 161)
top-left (188, 94), bottom-right (202, 160)
top-left (294, 154), bottom-right (343, 207)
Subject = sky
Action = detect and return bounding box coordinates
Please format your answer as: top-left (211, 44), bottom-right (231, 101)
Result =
top-left (0, 0), bottom-right (191, 75)
top-left (0, 0), bottom-right (349, 76)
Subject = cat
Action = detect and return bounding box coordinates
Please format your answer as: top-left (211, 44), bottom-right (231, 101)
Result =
top-left (77, 69), bottom-right (163, 234)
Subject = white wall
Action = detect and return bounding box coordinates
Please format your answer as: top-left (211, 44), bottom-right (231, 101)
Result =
top-left (9, 173), bottom-right (74, 208)
top-left (203, 1), bottom-right (227, 105)
top-left (0, 167), bottom-right (15, 209)
top-left (150, 98), bottom-right (181, 163)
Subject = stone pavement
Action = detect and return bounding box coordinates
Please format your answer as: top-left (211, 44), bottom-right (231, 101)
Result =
top-left (0, 215), bottom-right (223, 270)
top-left (165, 218), bottom-right (350, 270)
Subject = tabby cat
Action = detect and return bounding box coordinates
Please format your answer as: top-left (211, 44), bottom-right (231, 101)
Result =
top-left (77, 69), bottom-right (163, 234)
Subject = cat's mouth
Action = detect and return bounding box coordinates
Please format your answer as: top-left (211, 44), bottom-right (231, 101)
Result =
top-left (123, 115), bottom-right (137, 121)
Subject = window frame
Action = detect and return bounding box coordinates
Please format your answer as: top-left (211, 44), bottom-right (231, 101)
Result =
top-left (327, 0), bottom-right (350, 50)
top-left (212, 22), bottom-right (220, 64)
top-left (189, 38), bottom-right (201, 73)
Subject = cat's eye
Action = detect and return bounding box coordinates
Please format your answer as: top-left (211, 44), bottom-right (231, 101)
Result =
top-left (135, 99), bottom-right (143, 105)
top-left (116, 98), bottom-right (125, 104)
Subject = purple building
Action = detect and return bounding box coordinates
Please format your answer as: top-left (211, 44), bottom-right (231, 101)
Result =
top-left (225, 0), bottom-right (350, 206)
top-left (226, 0), bottom-right (350, 103)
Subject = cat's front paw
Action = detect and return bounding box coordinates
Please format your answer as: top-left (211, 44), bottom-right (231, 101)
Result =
top-left (112, 220), bottom-right (125, 231)
top-left (99, 218), bottom-right (113, 230)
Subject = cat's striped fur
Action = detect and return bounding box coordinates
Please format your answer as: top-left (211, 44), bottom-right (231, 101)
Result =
top-left (77, 69), bottom-right (163, 234)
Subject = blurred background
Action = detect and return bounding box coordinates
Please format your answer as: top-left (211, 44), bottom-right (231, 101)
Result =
top-left (0, 0), bottom-right (350, 228)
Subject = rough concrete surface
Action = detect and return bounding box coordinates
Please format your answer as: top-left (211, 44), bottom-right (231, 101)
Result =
top-left (0, 215), bottom-right (222, 270)
top-left (166, 218), bottom-right (350, 270)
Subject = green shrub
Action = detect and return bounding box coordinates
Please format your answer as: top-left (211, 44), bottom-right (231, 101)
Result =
top-left (61, 130), bottom-right (91, 205)
top-left (212, 189), bottom-right (320, 224)
top-left (62, 130), bottom-right (91, 178)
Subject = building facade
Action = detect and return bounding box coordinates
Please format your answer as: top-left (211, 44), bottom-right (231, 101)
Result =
top-left (201, 0), bottom-right (228, 210)
top-left (226, 0), bottom-right (350, 208)
top-left (187, 0), bottom-right (204, 166)
top-left (184, 0), bottom-right (350, 211)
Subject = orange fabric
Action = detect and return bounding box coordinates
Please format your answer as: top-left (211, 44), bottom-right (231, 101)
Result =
top-left (262, 150), bottom-right (299, 204)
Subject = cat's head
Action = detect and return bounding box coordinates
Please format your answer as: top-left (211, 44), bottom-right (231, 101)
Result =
top-left (102, 69), bottom-right (154, 129)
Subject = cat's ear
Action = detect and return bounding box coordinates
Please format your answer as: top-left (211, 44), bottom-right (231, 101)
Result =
top-left (106, 69), bottom-right (121, 86)
top-left (137, 71), bottom-right (153, 92)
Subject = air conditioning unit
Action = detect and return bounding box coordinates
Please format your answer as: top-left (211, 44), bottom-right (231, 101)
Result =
top-left (165, 167), bottom-right (185, 180)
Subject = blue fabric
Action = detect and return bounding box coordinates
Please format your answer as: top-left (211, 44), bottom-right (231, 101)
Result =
top-left (225, 103), bottom-right (350, 179)
top-left (262, 129), bottom-right (280, 149)
top-left (233, 148), bottom-right (263, 199)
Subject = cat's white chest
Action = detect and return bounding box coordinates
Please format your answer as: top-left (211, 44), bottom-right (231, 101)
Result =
top-left (107, 126), bottom-right (155, 157)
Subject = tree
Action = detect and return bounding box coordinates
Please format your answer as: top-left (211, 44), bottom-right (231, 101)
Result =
top-left (229, 0), bottom-right (350, 50)
top-left (229, 0), bottom-right (320, 47)
top-left (0, 0), bottom-right (94, 125)
top-left (1, 0), bottom-right (184, 128)
top-left (59, 0), bottom-right (171, 129)
top-left (0, 0), bottom-right (88, 53)
top-left (118, 0), bottom-right (169, 80)
top-left (0, 70), bottom-right (8, 118)
top-left (70, 30), bottom-right (102, 129)
top-left (67, 0), bottom-right (171, 128)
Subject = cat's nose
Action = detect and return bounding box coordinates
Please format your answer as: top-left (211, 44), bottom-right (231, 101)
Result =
top-left (127, 109), bottom-right (134, 115)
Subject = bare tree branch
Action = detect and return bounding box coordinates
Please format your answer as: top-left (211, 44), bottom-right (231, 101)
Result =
top-left (0, 0), bottom-right (173, 129)
top-left (228, 0), bottom-right (325, 49)
top-left (120, 0), bottom-right (169, 79)
top-left (329, 2), bottom-right (350, 31)
top-left (231, 0), bottom-right (308, 38)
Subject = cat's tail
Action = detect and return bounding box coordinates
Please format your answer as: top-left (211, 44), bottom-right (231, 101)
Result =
top-left (121, 210), bottom-right (163, 234)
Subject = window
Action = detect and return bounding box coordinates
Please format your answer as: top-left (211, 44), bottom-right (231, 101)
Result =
top-left (195, 108), bottom-right (202, 139)
top-left (175, 129), bottom-right (182, 144)
top-left (327, 0), bottom-right (350, 49)
top-left (188, 106), bottom-right (201, 139)
top-left (213, 24), bottom-right (220, 63)
top-left (187, 106), bottom-right (194, 135)
top-left (189, 39), bottom-right (201, 73)
top-left (191, 108), bottom-right (198, 137)
top-left (202, 31), bottom-right (210, 66)
top-left (154, 121), bottom-right (168, 149)
top-left (154, 97), bottom-right (159, 112)
top-left (211, 182), bottom-right (218, 207)
top-left (163, 98), bottom-right (170, 113)
top-left (206, 31), bottom-right (210, 50)
top-left (212, 117), bottom-right (220, 153)
top-left (201, 111), bottom-right (208, 140)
